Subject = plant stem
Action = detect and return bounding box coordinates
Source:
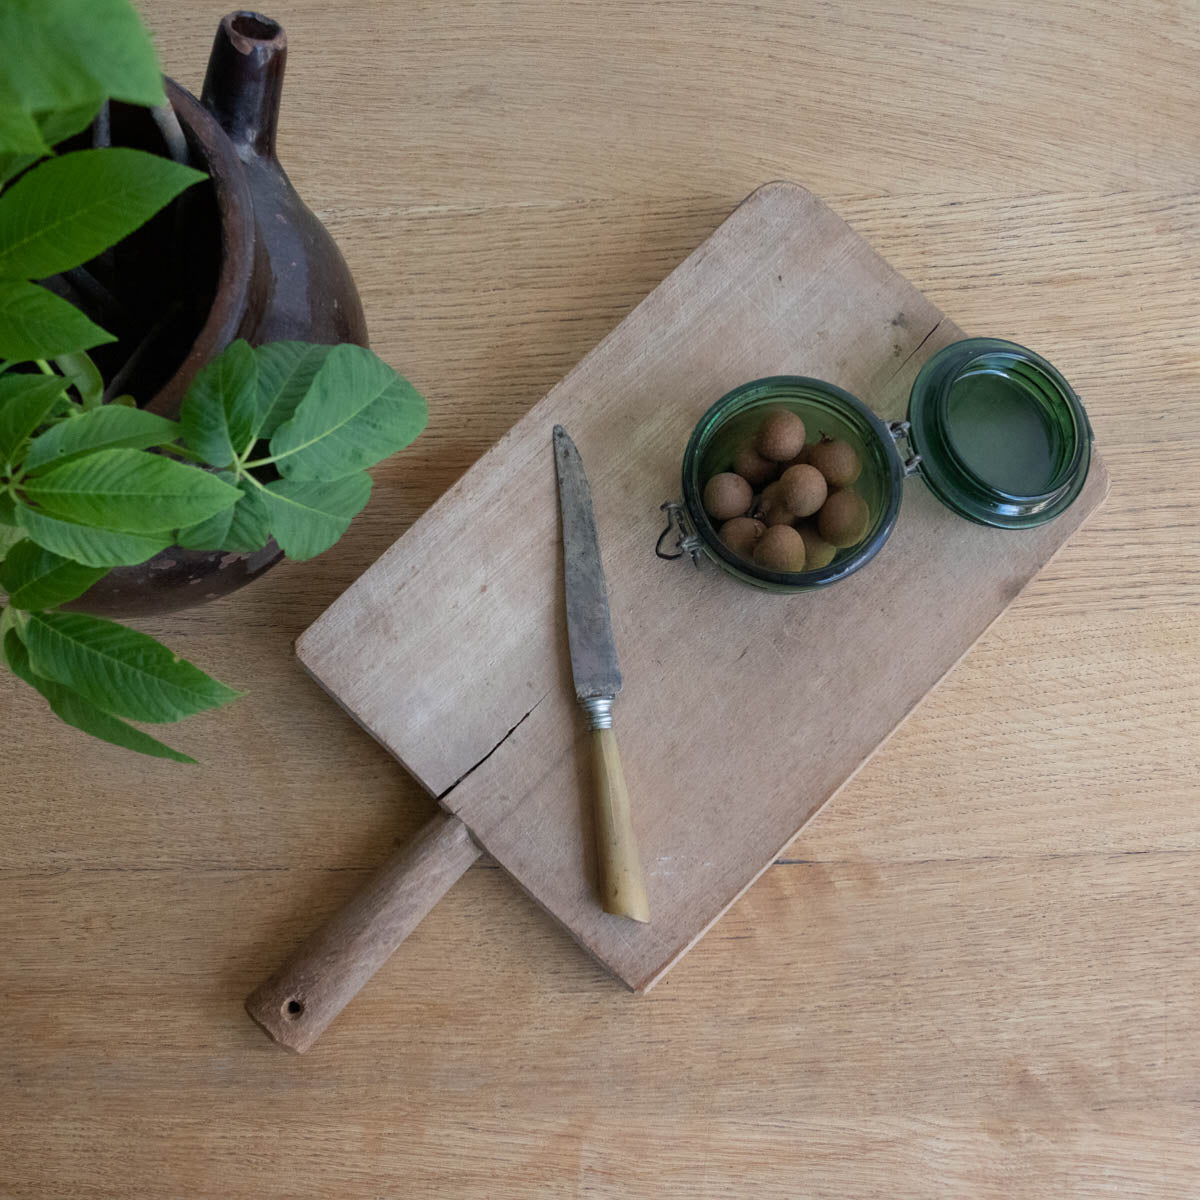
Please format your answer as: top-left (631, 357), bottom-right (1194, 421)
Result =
top-left (101, 302), bottom-right (182, 403)
top-left (238, 469), bottom-right (270, 493)
top-left (92, 100), bottom-right (111, 150)
top-left (59, 265), bottom-right (131, 332)
top-left (151, 104), bottom-right (190, 166)
top-left (31, 359), bottom-right (79, 412)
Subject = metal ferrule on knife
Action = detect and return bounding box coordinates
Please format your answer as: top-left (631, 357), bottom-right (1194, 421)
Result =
top-left (580, 695), bottom-right (614, 730)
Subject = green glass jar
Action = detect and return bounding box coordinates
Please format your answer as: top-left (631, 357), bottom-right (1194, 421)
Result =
top-left (664, 339), bottom-right (1092, 592)
top-left (674, 377), bottom-right (906, 590)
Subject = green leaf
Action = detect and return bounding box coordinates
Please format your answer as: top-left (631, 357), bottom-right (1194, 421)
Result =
top-left (0, 151), bottom-right (40, 191)
top-left (0, 277), bottom-right (115, 359)
top-left (0, 537), bottom-right (107, 608)
top-left (22, 447), bottom-right (240, 532)
top-left (0, 602), bottom-right (20, 641)
top-left (35, 101), bottom-right (103, 150)
top-left (51, 351), bottom-right (104, 407)
top-left (0, 148), bottom-right (205, 279)
top-left (224, 480), bottom-right (273, 552)
top-left (0, 0), bottom-right (165, 112)
top-left (16, 500), bottom-right (172, 566)
top-left (0, 490), bottom-right (17, 524)
top-left (269, 344), bottom-right (427, 481)
top-left (0, 523), bottom-right (20, 560)
top-left (179, 339), bottom-right (259, 468)
top-left (174, 501), bottom-right (232, 552)
top-left (260, 473), bottom-right (372, 560)
top-left (255, 341), bottom-right (334, 437)
top-left (3, 628), bottom-right (195, 763)
top-left (0, 100), bottom-right (103, 189)
top-left (0, 106), bottom-right (49, 157)
top-left (25, 405), bottom-right (179, 472)
top-left (25, 609), bottom-right (242, 724)
top-left (177, 474), bottom-right (271, 553)
top-left (0, 372), bottom-right (68, 464)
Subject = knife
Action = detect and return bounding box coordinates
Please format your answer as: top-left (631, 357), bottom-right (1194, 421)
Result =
top-left (243, 429), bottom-right (650, 1052)
top-left (554, 425), bottom-right (650, 923)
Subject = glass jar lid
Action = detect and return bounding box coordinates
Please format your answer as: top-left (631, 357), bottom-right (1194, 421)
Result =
top-left (907, 338), bottom-right (1092, 529)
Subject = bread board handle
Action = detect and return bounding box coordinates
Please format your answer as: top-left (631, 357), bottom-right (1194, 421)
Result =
top-left (245, 811), bottom-right (480, 1053)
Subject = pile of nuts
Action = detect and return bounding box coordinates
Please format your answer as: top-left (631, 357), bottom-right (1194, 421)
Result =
top-left (702, 410), bottom-right (870, 573)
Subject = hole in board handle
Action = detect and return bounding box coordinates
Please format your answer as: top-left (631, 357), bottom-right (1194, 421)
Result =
top-left (283, 998), bottom-right (304, 1020)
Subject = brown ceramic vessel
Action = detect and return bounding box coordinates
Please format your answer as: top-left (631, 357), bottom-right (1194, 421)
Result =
top-left (74, 12), bottom-right (368, 615)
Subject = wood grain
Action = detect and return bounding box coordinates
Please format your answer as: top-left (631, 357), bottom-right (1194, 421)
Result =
top-left (2, 0), bottom-right (1199, 1195)
top-left (294, 180), bottom-right (1109, 994)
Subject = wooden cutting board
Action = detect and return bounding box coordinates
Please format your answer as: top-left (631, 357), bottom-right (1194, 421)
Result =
top-left (295, 181), bottom-right (1109, 995)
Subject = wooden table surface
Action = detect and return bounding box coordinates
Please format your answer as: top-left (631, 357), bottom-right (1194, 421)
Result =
top-left (3, 2), bottom-right (1198, 1196)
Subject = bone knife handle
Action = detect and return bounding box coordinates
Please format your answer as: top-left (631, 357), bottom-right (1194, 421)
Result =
top-left (591, 725), bottom-right (650, 923)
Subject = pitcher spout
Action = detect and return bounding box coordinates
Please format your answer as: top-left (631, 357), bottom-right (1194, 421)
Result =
top-left (200, 11), bottom-right (286, 160)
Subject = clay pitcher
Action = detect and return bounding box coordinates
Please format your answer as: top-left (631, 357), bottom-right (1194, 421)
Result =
top-left (77, 11), bottom-right (368, 615)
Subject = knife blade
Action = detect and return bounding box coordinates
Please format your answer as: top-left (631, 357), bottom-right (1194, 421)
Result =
top-left (553, 425), bottom-right (649, 923)
top-left (554, 425), bottom-right (623, 702)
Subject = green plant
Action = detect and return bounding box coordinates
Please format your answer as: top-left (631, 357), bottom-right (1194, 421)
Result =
top-left (0, 0), bottom-right (426, 761)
